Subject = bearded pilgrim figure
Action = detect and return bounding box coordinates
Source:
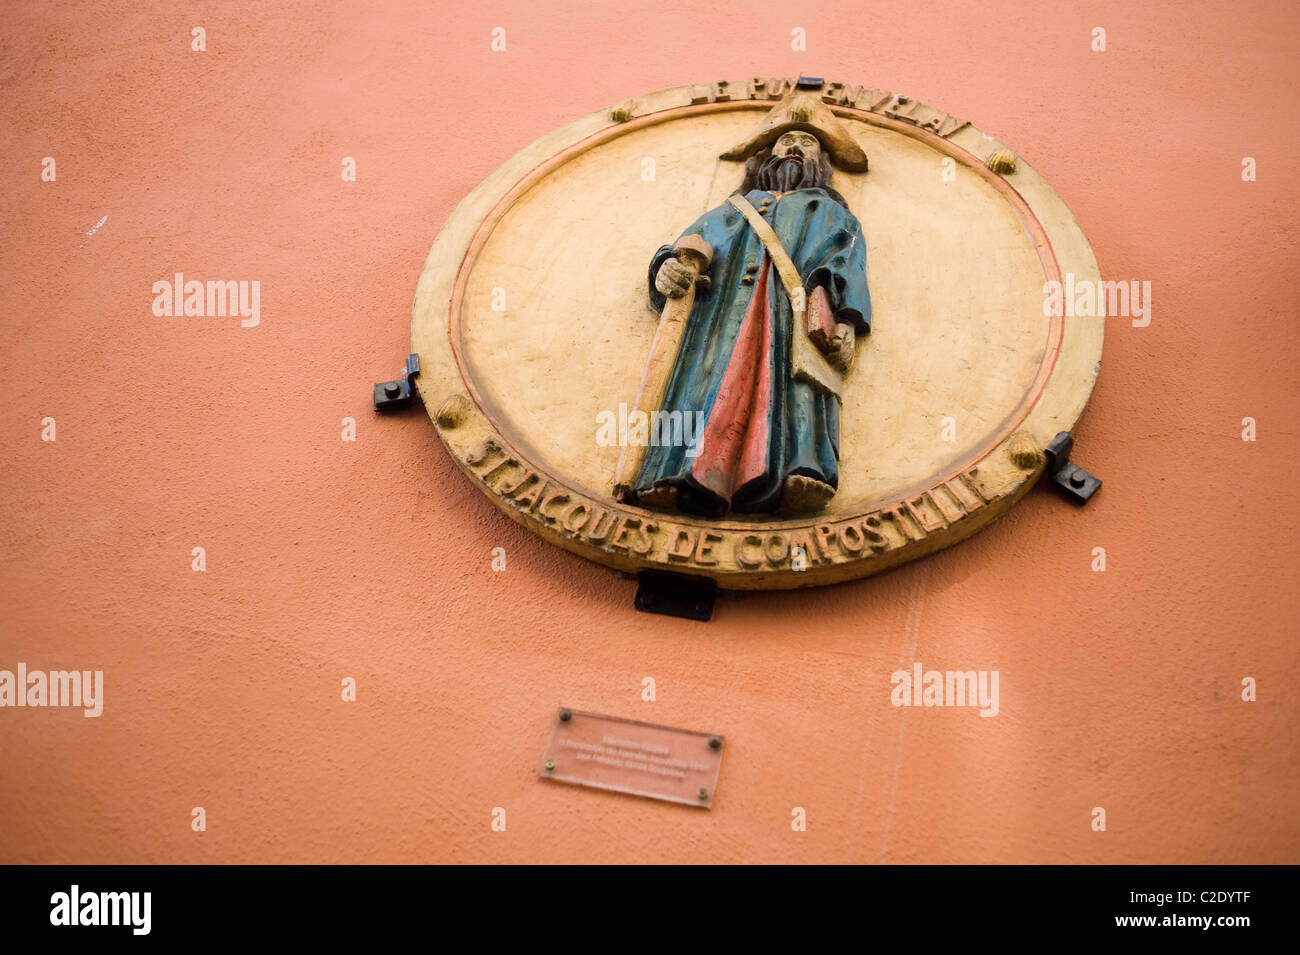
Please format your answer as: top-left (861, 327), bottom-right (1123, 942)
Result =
top-left (616, 87), bottom-right (872, 518)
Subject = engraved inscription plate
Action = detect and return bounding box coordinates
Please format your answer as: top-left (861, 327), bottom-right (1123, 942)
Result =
top-left (539, 708), bottom-right (724, 808)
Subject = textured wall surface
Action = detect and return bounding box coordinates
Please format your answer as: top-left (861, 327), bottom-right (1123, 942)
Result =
top-left (1, 0), bottom-right (1296, 864)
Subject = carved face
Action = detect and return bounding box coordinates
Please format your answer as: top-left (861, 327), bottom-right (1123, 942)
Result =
top-left (773, 130), bottom-right (822, 162)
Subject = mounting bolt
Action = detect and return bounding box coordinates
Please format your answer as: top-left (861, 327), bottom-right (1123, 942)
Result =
top-left (558, 708), bottom-right (572, 722)
top-left (697, 787), bottom-right (709, 801)
top-left (544, 760), bottom-right (555, 772)
top-left (1043, 431), bottom-right (1102, 505)
top-left (708, 736), bottom-right (722, 750)
top-left (373, 353), bottom-right (421, 413)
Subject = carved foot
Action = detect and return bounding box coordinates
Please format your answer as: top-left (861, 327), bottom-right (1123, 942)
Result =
top-left (780, 474), bottom-right (835, 514)
top-left (636, 484), bottom-right (679, 511)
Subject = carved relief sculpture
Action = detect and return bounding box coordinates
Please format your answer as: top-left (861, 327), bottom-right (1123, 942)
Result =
top-left (408, 77), bottom-right (1105, 595)
top-left (614, 87), bottom-right (872, 517)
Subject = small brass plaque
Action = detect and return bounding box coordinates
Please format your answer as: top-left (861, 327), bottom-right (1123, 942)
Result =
top-left (539, 708), bottom-right (724, 808)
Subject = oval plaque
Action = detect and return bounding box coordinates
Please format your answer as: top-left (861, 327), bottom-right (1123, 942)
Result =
top-left (411, 78), bottom-right (1104, 590)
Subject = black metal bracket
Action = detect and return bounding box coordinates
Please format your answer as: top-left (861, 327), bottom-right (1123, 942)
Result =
top-left (634, 570), bottom-right (717, 621)
top-left (373, 353), bottom-right (420, 413)
top-left (1043, 431), bottom-right (1102, 505)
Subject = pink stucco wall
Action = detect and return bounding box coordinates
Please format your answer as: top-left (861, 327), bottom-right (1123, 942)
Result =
top-left (1, 0), bottom-right (1296, 863)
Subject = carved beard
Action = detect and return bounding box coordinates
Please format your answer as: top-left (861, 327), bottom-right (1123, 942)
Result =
top-left (756, 151), bottom-right (826, 192)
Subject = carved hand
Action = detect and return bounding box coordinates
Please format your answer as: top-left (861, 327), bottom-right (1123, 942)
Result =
top-left (828, 322), bottom-right (856, 372)
top-left (655, 257), bottom-right (696, 300)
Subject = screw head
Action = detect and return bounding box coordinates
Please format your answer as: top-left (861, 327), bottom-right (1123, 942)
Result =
top-left (383, 382), bottom-right (400, 398)
top-left (558, 708), bottom-right (572, 722)
top-left (708, 736), bottom-right (722, 750)
top-left (544, 760), bottom-right (555, 772)
top-left (697, 787), bottom-right (709, 801)
top-left (1069, 469), bottom-right (1087, 488)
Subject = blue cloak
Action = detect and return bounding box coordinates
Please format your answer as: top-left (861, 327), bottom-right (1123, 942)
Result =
top-left (635, 186), bottom-right (871, 516)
